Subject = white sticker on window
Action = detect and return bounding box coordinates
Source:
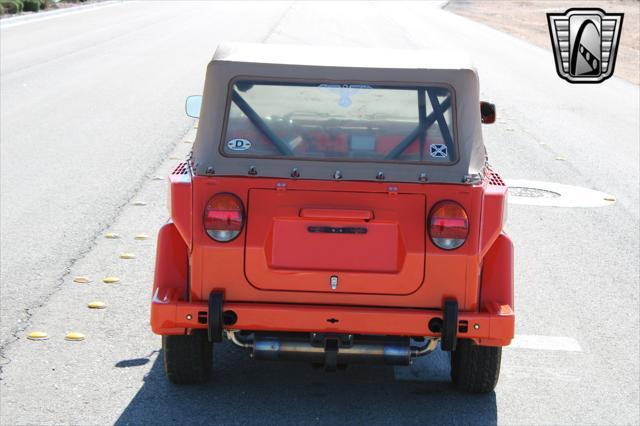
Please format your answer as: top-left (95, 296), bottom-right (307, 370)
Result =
top-left (227, 138), bottom-right (252, 151)
top-left (430, 144), bottom-right (448, 158)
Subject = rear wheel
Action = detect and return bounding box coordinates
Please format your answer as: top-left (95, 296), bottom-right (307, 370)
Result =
top-left (163, 332), bottom-right (212, 384)
top-left (450, 339), bottom-right (501, 393)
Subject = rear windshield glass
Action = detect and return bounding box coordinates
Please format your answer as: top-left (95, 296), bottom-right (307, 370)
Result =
top-left (222, 81), bottom-right (456, 163)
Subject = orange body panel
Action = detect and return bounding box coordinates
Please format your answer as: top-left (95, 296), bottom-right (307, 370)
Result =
top-left (245, 189), bottom-right (425, 294)
top-left (481, 234), bottom-right (514, 309)
top-left (169, 163), bottom-right (192, 249)
top-left (150, 164), bottom-right (514, 346)
top-left (150, 221), bottom-right (188, 334)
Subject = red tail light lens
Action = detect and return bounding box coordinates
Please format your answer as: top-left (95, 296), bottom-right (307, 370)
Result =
top-left (204, 193), bottom-right (244, 242)
top-left (429, 201), bottom-right (469, 250)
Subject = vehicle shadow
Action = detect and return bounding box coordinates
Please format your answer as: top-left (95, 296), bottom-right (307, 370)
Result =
top-left (115, 341), bottom-right (497, 425)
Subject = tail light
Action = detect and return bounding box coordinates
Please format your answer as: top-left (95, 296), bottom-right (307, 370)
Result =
top-left (204, 193), bottom-right (244, 242)
top-left (429, 201), bottom-right (469, 250)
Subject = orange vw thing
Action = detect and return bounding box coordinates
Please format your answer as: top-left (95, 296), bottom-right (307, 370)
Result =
top-left (151, 43), bottom-right (514, 393)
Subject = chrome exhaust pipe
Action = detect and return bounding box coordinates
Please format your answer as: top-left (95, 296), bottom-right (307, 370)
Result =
top-left (227, 331), bottom-right (438, 367)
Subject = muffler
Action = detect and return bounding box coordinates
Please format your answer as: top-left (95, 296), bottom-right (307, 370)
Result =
top-left (228, 332), bottom-right (437, 369)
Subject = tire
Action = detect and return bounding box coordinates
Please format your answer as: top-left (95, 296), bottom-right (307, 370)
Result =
top-left (162, 332), bottom-right (213, 384)
top-left (450, 339), bottom-right (501, 393)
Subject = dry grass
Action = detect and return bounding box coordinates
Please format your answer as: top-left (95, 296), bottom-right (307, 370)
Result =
top-left (445, 0), bottom-right (639, 84)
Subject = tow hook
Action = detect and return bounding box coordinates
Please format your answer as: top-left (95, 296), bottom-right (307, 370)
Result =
top-left (311, 333), bottom-right (353, 372)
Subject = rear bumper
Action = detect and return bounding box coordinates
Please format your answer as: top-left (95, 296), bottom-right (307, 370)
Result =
top-left (151, 289), bottom-right (514, 346)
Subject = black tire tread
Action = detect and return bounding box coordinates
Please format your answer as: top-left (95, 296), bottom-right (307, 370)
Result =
top-left (163, 333), bottom-right (212, 385)
top-left (451, 339), bottom-right (501, 393)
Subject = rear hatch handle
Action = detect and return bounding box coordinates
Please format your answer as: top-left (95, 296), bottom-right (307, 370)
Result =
top-left (299, 208), bottom-right (373, 221)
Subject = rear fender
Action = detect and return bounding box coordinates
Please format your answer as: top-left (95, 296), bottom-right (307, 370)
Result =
top-left (478, 233), bottom-right (514, 346)
top-left (169, 162), bottom-right (192, 249)
top-left (480, 233), bottom-right (513, 309)
top-left (479, 184), bottom-right (507, 257)
top-left (151, 222), bottom-right (188, 334)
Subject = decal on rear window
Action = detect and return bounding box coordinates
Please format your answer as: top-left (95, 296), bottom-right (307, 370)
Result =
top-left (226, 138), bottom-right (252, 151)
top-left (430, 144), bottom-right (448, 158)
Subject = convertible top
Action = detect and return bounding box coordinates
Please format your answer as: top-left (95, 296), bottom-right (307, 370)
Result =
top-left (212, 42), bottom-right (477, 71)
top-left (192, 43), bottom-right (488, 184)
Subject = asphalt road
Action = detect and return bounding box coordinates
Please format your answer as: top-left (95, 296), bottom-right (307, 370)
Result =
top-left (1, 2), bottom-right (638, 425)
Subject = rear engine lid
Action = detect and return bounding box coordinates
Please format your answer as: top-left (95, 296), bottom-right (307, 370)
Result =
top-left (245, 189), bottom-right (425, 295)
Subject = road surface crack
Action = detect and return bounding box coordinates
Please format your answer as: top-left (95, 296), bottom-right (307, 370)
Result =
top-left (0, 123), bottom-right (194, 378)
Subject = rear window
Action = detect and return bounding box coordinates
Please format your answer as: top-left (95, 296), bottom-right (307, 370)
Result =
top-left (222, 80), bottom-right (456, 163)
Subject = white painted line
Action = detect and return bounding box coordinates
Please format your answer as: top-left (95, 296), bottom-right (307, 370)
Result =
top-left (0, 1), bottom-right (125, 29)
top-left (509, 334), bottom-right (582, 352)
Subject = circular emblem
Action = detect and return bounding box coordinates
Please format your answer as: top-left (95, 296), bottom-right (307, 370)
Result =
top-left (227, 138), bottom-right (252, 151)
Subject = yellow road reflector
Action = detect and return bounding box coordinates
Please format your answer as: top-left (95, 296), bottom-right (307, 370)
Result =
top-left (152, 176), bottom-right (164, 181)
top-left (104, 232), bottom-right (120, 239)
top-left (194, 120), bottom-right (199, 128)
top-left (103, 276), bottom-right (120, 284)
top-left (134, 233), bottom-right (150, 240)
top-left (133, 201), bottom-right (147, 206)
top-left (183, 140), bottom-right (193, 144)
top-left (65, 332), bottom-right (85, 341)
top-left (27, 331), bottom-right (49, 341)
top-left (87, 301), bottom-right (107, 309)
top-left (168, 155), bottom-right (181, 160)
top-left (73, 276), bottom-right (91, 284)
top-left (120, 252), bottom-right (136, 259)
top-left (555, 157), bottom-right (566, 161)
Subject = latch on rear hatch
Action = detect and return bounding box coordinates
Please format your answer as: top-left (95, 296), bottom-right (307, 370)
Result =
top-left (330, 275), bottom-right (338, 290)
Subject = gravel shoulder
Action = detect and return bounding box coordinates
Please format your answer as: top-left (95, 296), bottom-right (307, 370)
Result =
top-left (445, 0), bottom-right (639, 84)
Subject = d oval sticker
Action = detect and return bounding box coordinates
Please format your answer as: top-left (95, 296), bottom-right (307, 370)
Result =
top-left (227, 138), bottom-right (252, 151)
